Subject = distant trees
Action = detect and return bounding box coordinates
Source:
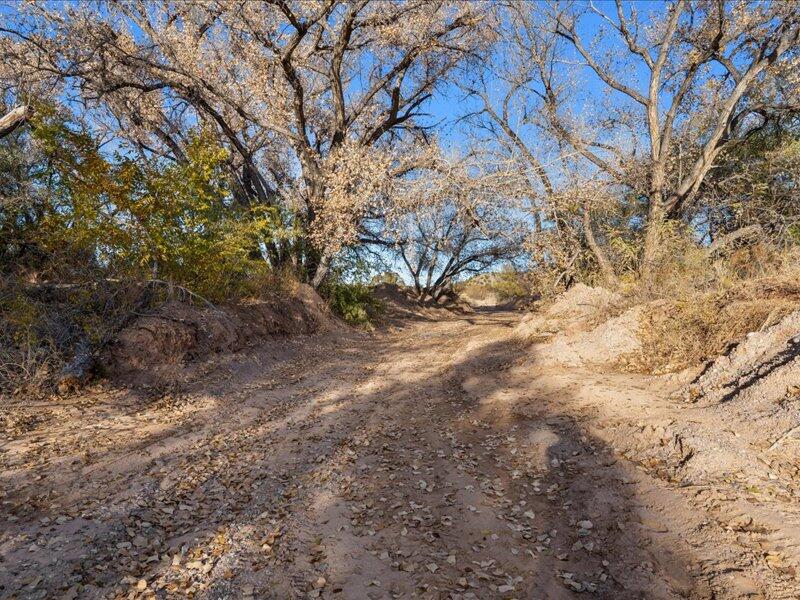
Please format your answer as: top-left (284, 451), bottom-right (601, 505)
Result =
top-left (363, 152), bottom-right (527, 301)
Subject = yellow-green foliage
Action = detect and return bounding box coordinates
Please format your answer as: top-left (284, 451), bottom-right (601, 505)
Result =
top-left (18, 111), bottom-right (279, 300)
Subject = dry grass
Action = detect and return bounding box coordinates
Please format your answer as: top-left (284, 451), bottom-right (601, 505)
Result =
top-left (627, 246), bottom-right (800, 374)
top-left (0, 277), bottom-right (150, 397)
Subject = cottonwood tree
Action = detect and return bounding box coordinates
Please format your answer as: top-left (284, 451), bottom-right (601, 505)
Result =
top-left (364, 151), bottom-right (527, 301)
top-left (459, 4), bottom-right (625, 287)
top-left (464, 0), bottom-right (800, 284)
top-left (0, 0), bottom-right (488, 286)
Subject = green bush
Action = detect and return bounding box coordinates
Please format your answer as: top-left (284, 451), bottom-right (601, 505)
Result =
top-left (322, 281), bottom-right (383, 326)
top-left (1, 108), bottom-right (281, 301)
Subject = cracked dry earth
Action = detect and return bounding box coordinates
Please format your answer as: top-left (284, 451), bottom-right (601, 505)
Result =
top-left (2, 310), bottom-right (799, 599)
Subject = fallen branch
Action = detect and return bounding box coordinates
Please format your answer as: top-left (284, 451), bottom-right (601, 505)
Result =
top-left (705, 224), bottom-right (763, 256)
top-left (767, 423), bottom-right (800, 452)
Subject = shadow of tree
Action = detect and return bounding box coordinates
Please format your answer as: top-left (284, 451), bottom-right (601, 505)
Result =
top-left (0, 313), bottom-right (701, 599)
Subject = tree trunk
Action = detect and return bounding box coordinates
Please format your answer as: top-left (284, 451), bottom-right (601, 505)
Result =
top-left (582, 200), bottom-right (618, 287)
top-left (310, 246), bottom-right (332, 288)
top-left (640, 195), bottom-right (666, 285)
top-left (57, 338), bottom-right (94, 395)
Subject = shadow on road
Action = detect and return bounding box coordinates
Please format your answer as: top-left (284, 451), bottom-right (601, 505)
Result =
top-left (0, 314), bottom-right (701, 599)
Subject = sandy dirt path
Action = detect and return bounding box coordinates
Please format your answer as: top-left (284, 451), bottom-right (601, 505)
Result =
top-left (1, 310), bottom-right (797, 599)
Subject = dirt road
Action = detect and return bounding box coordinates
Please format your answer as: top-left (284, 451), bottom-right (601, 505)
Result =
top-left (1, 310), bottom-right (798, 599)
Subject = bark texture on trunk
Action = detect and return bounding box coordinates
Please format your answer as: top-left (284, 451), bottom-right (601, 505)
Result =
top-left (640, 197), bottom-right (666, 285)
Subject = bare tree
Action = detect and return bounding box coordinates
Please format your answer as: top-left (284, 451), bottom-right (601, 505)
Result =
top-left (364, 151), bottom-right (526, 301)
top-left (459, 3), bottom-right (622, 287)
top-left (465, 0), bottom-right (800, 284)
top-left (0, 0), bottom-right (488, 286)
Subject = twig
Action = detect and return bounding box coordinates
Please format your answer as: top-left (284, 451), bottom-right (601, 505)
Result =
top-left (147, 279), bottom-right (219, 311)
top-left (767, 423), bottom-right (800, 452)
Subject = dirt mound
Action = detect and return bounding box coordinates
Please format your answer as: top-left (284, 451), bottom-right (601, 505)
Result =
top-left (515, 284), bottom-right (639, 368)
top-left (530, 304), bottom-right (647, 368)
top-left (514, 283), bottom-right (622, 339)
top-left (103, 284), bottom-right (338, 384)
top-left (372, 283), bottom-right (473, 323)
top-left (684, 308), bottom-right (800, 405)
top-left (372, 282), bottom-right (418, 309)
top-left (676, 309), bottom-right (800, 470)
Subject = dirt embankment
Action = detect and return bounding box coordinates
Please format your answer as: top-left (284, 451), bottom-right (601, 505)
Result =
top-left (102, 283), bottom-right (339, 386)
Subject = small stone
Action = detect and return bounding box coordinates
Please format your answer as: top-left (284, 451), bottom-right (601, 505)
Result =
top-left (565, 579), bottom-right (584, 592)
top-left (136, 579), bottom-right (147, 591)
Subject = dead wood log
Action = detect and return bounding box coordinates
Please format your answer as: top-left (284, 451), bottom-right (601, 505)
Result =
top-left (705, 224), bottom-right (763, 256)
top-left (56, 338), bottom-right (94, 395)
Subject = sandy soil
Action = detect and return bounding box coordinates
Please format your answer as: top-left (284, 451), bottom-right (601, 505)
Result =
top-left (1, 309), bottom-right (799, 599)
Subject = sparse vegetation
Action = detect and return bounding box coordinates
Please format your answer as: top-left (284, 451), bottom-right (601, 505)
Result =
top-left (458, 267), bottom-right (531, 305)
top-left (629, 245), bottom-right (800, 373)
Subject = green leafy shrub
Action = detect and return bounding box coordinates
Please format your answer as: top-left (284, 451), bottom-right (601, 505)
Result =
top-left (322, 281), bottom-right (383, 326)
